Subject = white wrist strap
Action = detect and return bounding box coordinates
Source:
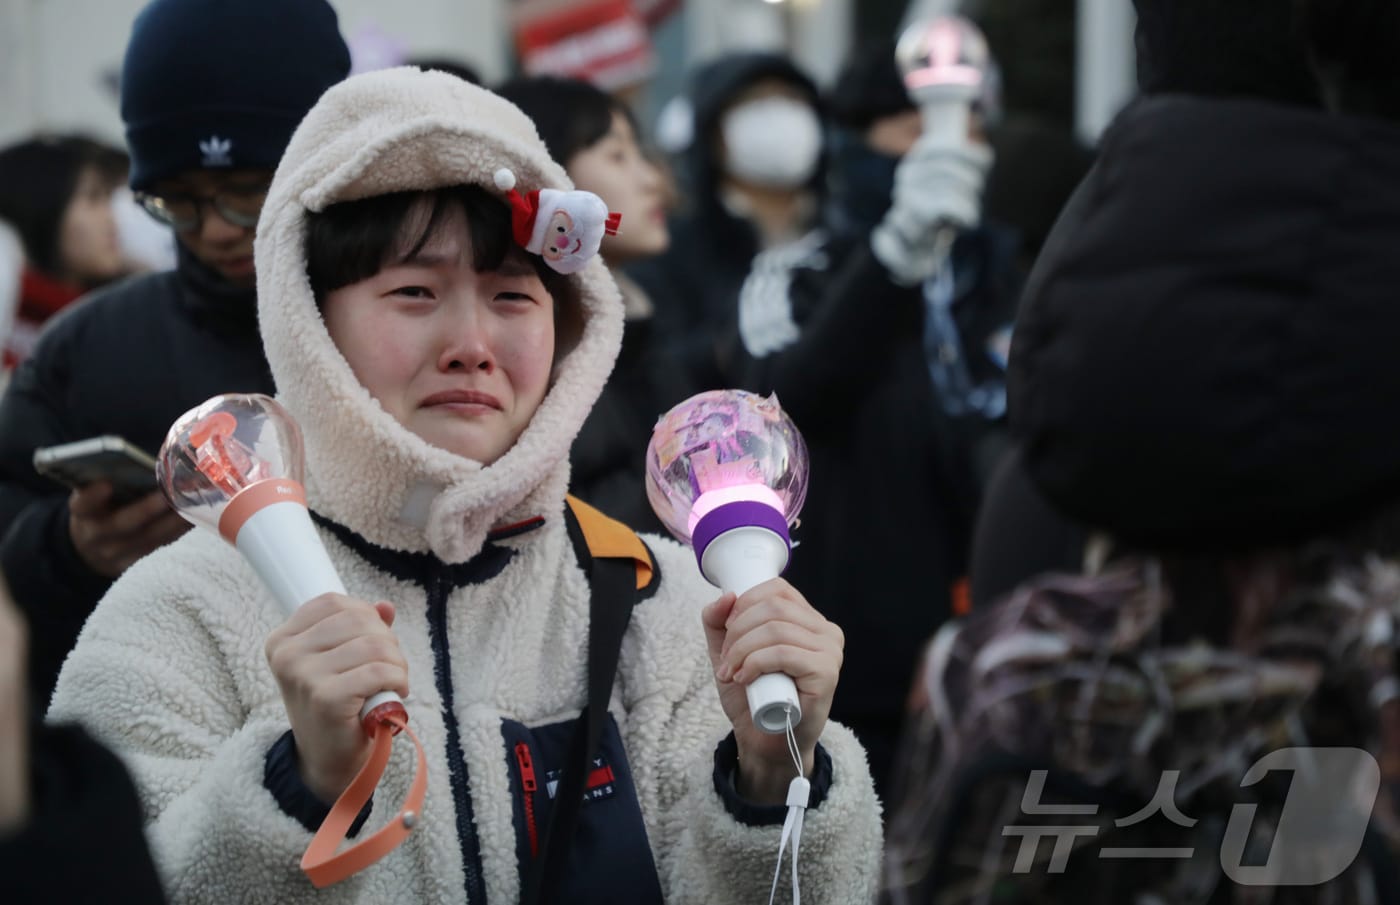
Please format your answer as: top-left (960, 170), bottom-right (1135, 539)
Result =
top-left (768, 711), bottom-right (810, 905)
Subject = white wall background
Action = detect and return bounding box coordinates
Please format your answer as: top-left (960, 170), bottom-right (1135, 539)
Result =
top-left (685, 0), bottom-right (852, 86)
top-left (0, 0), bottom-right (1127, 149)
top-left (0, 0), bottom-right (511, 148)
top-left (1075, 0), bottom-right (1135, 143)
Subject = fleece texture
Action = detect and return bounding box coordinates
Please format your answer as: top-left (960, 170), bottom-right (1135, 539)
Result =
top-left (49, 68), bottom-right (882, 904)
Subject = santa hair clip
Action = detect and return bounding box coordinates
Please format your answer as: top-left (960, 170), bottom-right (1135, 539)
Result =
top-left (494, 168), bottom-right (621, 275)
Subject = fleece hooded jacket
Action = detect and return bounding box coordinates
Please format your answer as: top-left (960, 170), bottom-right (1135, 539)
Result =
top-left (48, 68), bottom-right (882, 904)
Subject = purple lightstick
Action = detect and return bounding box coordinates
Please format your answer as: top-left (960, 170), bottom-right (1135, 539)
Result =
top-left (646, 389), bottom-right (809, 733)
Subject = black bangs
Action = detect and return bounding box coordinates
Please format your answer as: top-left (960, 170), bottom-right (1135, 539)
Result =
top-left (305, 183), bottom-right (556, 300)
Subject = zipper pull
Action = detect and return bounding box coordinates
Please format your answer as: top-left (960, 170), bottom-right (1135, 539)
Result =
top-left (514, 742), bottom-right (540, 858)
top-left (514, 742), bottom-right (538, 792)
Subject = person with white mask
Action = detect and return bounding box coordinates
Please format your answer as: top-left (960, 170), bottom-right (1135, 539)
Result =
top-left (630, 53), bottom-right (826, 398)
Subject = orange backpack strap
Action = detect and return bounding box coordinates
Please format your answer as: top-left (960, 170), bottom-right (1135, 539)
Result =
top-left (524, 497), bottom-right (651, 904)
top-left (564, 494), bottom-right (654, 590)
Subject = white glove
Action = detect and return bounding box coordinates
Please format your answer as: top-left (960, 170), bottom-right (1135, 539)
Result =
top-left (871, 116), bottom-right (993, 286)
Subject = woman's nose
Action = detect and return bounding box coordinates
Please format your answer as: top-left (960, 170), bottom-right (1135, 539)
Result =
top-left (439, 307), bottom-right (494, 373)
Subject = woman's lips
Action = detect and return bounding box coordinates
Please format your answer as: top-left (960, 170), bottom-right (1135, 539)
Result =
top-left (421, 389), bottom-right (502, 410)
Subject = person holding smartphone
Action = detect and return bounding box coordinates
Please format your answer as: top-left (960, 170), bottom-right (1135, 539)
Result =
top-left (0, 0), bottom-right (351, 709)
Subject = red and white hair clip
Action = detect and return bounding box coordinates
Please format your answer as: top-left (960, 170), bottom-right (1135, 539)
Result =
top-left (494, 168), bottom-right (621, 275)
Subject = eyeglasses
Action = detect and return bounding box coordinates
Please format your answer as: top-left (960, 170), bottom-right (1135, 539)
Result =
top-left (135, 182), bottom-right (270, 233)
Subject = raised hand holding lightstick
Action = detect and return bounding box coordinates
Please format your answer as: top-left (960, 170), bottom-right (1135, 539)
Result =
top-left (871, 14), bottom-right (994, 285)
top-left (645, 389), bottom-right (809, 733)
top-left (158, 393), bottom-right (426, 888)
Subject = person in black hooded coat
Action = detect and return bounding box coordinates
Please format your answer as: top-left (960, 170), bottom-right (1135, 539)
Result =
top-left (884, 4), bottom-right (1400, 901)
top-left (628, 52), bottom-right (827, 399)
top-left (970, 0), bottom-right (1362, 606)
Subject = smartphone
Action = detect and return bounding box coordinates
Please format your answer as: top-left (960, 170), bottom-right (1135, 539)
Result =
top-left (33, 436), bottom-right (160, 504)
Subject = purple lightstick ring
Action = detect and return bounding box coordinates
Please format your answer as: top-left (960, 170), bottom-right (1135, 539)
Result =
top-left (692, 500), bottom-right (792, 569)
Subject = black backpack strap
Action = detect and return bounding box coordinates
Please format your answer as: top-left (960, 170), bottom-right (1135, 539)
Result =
top-left (523, 499), bottom-right (646, 905)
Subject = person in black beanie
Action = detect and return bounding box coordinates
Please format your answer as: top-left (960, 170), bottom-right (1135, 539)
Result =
top-left (0, 0), bottom-right (349, 711)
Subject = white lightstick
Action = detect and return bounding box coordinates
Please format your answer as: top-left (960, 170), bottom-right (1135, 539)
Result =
top-left (895, 14), bottom-right (991, 143)
top-left (158, 393), bottom-right (424, 888)
top-left (646, 389), bottom-right (809, 734)
top-left (158, 393), bottom-right (405, 726)
top-left (895, 14), bottom-right (993, 268)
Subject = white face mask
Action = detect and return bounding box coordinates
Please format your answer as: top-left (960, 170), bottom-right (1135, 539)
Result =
top-left (720, 96), bottom-right (822, 190)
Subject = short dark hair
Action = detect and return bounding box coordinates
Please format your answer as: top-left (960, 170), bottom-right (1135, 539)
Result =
top-left (827, 40), bottom-right (915, 133)
top-left (411, 57), bottom-right (482, 86)
top-left (305, 183), bottom-right (570, 305)
top-left (495, 76), bottom-right (634, 167)
top-left (0, 135), bottom-right (116, 275)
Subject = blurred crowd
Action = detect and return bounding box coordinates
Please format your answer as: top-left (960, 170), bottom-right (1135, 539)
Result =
top-left (4, 0), bottom-right (1400, 902)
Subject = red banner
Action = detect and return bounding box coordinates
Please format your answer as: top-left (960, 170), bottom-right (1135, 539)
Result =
top-left (515, 0), bottom-right (658, 91)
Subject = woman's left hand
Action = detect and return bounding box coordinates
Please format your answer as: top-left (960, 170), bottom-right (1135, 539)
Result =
top-left (702, 578), bottom-right (844, 805)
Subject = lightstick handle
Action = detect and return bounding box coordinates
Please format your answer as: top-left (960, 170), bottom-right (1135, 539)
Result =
top-left (700, 525), bottom-right (803, 734)
top-left (235, 500), bottom-right (406, 728)
top-left (235, 500), bottom-right (346, 615)
top-left (916, 98), bottom-right (976, 268)
top-left (919, 98), bottom-right (970, 146)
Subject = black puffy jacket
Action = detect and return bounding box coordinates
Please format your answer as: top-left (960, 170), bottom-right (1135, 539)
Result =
top-left (1009, 94), bottom-right (1400, 552)
top-left (0, 245), bottom-right (274, 707)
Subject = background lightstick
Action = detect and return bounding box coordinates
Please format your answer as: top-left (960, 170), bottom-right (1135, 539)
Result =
top-left (646, 389), bottom-right (809, 733)
top-left (895, 14), bottom-right (991, 143)
top-left (894, 13), bottom-right (991, 269)
top-left (157, 393), bottom-right (405, 728)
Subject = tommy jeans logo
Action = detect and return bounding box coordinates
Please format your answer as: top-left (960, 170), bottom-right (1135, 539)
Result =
top-left (199, 135), bottom-right (233, 167)
top-left (545, 756), bottom-right (617, 803)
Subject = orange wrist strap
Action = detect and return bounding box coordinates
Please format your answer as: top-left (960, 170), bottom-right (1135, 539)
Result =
top-left (300, 707), bottom-right (429, 888)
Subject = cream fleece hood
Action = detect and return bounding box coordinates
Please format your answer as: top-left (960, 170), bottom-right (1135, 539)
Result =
top-left (254, 68), bottom-right (624, 561)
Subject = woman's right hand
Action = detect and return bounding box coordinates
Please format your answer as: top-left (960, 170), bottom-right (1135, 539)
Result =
top-left (264, 594), bottom-right (409, 804)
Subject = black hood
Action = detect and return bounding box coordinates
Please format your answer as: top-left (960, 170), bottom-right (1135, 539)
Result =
top-left (1010, 94), bottom-right (1400, 552)
top-left (1132, 0), bottom-right (1321, 106)
top-left (680, 52), bottom-right (823, 223)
